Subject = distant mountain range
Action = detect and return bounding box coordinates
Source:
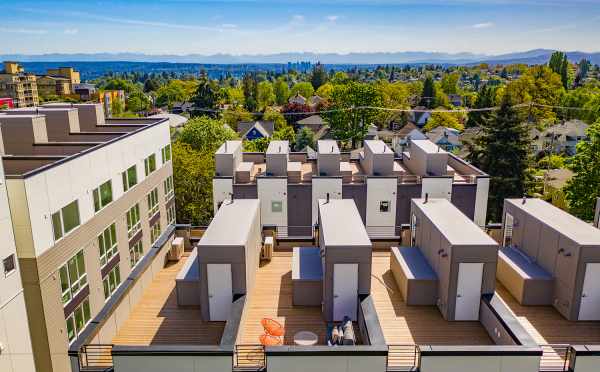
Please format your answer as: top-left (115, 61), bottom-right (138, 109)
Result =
top-left (2, 49), bottom-right (600, 65)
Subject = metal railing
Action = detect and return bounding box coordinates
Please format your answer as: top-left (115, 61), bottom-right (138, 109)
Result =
top-left (275, 225), bottom-right (315, 240)
top-left (366, 226), bottom-right (403, 240)
top-left (78, 344), bottom-right (114, 371)
top-left (233, 344), bottom-right (266, 371)
top-left (539, 344), bottom-right (571, 372)
top-left (387, 344), bottom-right (420, 371)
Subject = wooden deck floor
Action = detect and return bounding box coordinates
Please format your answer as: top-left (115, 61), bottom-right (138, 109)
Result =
top-left (495, 282), bottom-right (600, 345)
top-left (112, 254), bottom-right (224, 345)
top-left (238, 252), bottom-right (327, 345)
top-left (370, 251), bottom-right (493, 346)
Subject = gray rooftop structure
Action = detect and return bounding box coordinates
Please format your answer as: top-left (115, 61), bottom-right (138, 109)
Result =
top-left (413, 198), bottom-right (497, 246)
top-left (505, 198), bottom-right (600, 245)
top-left (198, 199), bottom-right (260, 246)
top-left (318, 198), bottom-right (371, 247)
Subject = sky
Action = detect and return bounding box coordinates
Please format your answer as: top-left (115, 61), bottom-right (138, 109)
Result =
top-left (1, 0), bottom-right (600, 56)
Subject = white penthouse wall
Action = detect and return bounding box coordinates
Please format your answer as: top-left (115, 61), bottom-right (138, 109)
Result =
top-left (312, 178), bottom-right (342, 225)
top-left (0, 160), bottom-right (35, 372)
top-left (421, 177), bottom-right (453, 200)
top-left (474, 177), bottom-right (490, 227)
top-left (16, 121), bottom-right (171, 258)
top-left (366, 178), bottom-right (397, 236)
top-left (212, 178), bottom-right (233, 215)
top-left (257, 178), bottom-right (288, 227)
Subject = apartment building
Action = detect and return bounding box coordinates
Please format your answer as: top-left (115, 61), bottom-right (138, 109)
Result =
top-left (0, 102), bottom-right (176, 372)
top-left (213, 138), bottom-right (490, 240)
top-left (37, 67), bottom-right (82, 98)
top-left (0, 154), bottom-right (36, 372)
top-left (0, 62), bottom-right (39, 108)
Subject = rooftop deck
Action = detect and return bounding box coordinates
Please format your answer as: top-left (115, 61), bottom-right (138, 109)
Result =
top-left (238, 252), bottom-right (327, 345)
top-left (495, 282), bottom-right (600, 345)
top-left (370, 251), bottom-right (493, 346)
top-left (112, 254), bottom-right (224, 346)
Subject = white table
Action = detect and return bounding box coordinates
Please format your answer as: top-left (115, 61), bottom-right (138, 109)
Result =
top-left (293, 331), bottom-right (318, 346)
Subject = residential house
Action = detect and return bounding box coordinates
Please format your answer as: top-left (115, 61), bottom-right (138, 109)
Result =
top-left (238, 120), bottom-right (274, 140)
top-left (531, 120), bottom-right (589, 156)
top-left (408, 107), bottom-right (431, 128)
top-left (36, 75), bottom-right (72, 97)
top-left (308, 94), bottom-right (324, 107)
top-left (73, 83), bottom-right (97, 101)
top-left (296, 114), bottom-right (326, 132)
top-left (0, 103), bottom-right (175, 372)
top-left (448, 93), bottom-right (463, 107)
top-left (288, 92), bottom-right (307, 105)
top-left (426, 126), bottom-right (462, 152)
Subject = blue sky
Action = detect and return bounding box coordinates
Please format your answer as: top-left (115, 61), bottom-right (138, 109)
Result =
top-left (1, 0), bottom-right (600, 55)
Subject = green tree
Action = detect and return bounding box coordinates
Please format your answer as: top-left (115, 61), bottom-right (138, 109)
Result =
top-left (310, 62), bottom-right (328, 90)
top-left (467, 96), bottom-right (531, 222)
top-left (143, 78), bottom-right (160, 93)
top-left (257, 81), bottom-right (275, 110)
top-left (423, 110), bottom-right (464, 132)
top-left (242, 74), bottom-right (258, 111)
top-left (564, 120), bottom-right (600, 220)
top-left (172, 142), bottom-right (215, 225)
top-left (111, 99), bottom-right (124, 116)
top-left (263, 108), bottom-right (287, 130)
top-left (221, 106), bottom-right (253, 132)
top-left (315, 82), bottom-right (334, 100)
top-left (179, 116), bottom-right (238, 153)
top-left (290, 82), bottom-right (315, 100)
top-left (295, 126), bottom-right (315, 150)
top-left (273, 125), bottom-right (296, 145)
top-left (325, 81), bottom-right (383, 148)
top-left (126, 91), bottom-right (151, 113)
top-left (420, 75), bottom-right (437, 108)
top-left (243, 137), bottom-right (271, 152)
top-left (155, 81), bottom-right (189, 109)
top-left (192, 72), bottom-right (219, 112)
top-left (466, 85), bottom-right (495, 127)
top-left (548, 51), bottom-right (569, 89)
top-left (273, 78), bottom-right (290, 106)
top-left (440, 73), bottom-right (459, 95)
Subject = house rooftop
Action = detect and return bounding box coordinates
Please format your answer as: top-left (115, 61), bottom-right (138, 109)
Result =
top-left (411, 139), bottom-right (448, 154)
top-left (364, 140), bottom-right (392, 154)
top-left (267, 140), bottom-right (289, 154)
top-left (319, 199), bottom-right (371, 247)
top-left (317, 140), bottom-right (340, 154)
top-left (506, 198), bottom-right (600, 245)
top-left (198, 199), bottom-right (260, 246)
top-left (216, 140), bottom-right (242, 155)
top-left (413, 198), bottom-right (497, 246)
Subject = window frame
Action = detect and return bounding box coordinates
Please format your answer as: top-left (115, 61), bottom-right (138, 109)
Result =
top-left (98, 223), bottom-right (118, 267)
top-left (150, 221), bottom-right (161, 244)
top-left (93, 180), bottom-right (113, 212)
top-left (66, 297), bottom-right (91, 343)
top-left (122, 165), bottom-right (138, 192)
top-left (163, 175), bottom-right (174, 201)
top-left (129, 240), bottom-right (144, 267)
top-left (3, 254), bottom-right (16, 276)
top-left (379, 200), bottom-right (390, 213)
top-left (59, 250), bottom-right (87, 305)
top-left (144, 153), bottom-right (157, 176)
top-left (126, 203), bottom-right (142, 239)
top-left (161, 144), bottom-right (172, 163)
top-left (52, 200), bottom-right (81, 241)
top-left (147, 188), bottom-right (159, 218)
top-left (102, 265), bottom-right (121, 300)
top-left (167, 203), bottom-right (176, 225)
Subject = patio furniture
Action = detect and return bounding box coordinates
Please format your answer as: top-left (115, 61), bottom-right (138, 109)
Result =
top-left (259, 333), bottom-right (283, 346)
top-left (294, 331), bottom-right (319, 346)
top-left (261, 318), bottom-right (285, 337)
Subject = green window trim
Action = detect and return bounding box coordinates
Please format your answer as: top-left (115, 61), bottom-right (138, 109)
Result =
top-left (66, 298), bottom-right (91, 343)
top-left (122, 165), bottom-right (138, 192)
top-left (59, 250), bottom-right (87, 305)
top-left (161, 144), bottom-right (172, 163)
top-left (52, 200), bottom-right (81, 242)
top-left (144, 153), bottom-right (157, 176)
top-left (93, 180), bottom-right (113, 212)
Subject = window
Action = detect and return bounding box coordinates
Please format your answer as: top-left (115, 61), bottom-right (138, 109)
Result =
top-left (102, 265), bottom-right (121, 300)
top-left (93, 180), bottom-right (113, 212)
top-left (161, 144), bottom-right (171, 163)
top-left (126, 204), bottom-right (141, 239)
top-left (3, 254), bottom-right (16, 276)
top-left (163, 175), bottom-right (174, 201)
top-left (129, 240), bottom-right (143, 267)
top-left (65, 298), bottom-right (91, 342)
top-left (122, 165), bottom-right (138, 192)
top-left (167, 203), bottom-right (176, 225)
top-left (147, 188), bottom-right (159, 218)
top-left (380, 201), bottom-right (390, 212)
top-left (98, 224), bottom-right (118, 267)
top-left (52, 201), bottom-right (81, 241)
top-left (271, 201), bottom-right (283, 213)
top-left (150, 222), bottom-right (161, 244)
top-left (144, 153), bottom-right (156, 176)
top-left (503, 213), bottom-right (514, 247)
top-left (59, 250), bottom-right (87, 305)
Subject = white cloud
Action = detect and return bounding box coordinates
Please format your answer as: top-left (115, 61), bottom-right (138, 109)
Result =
top-left (292, 14), bottom-right (305, 22)
top-left (64, 28), bottom-right (79, 35)
top-left (326, 15), bottom-right (340, 22)
top-left (220, 23), bottom-right (237, 29)
top-left (471, 22), bottom-right (494, 29)
top-left (0, 27), bottom-right (48, 35)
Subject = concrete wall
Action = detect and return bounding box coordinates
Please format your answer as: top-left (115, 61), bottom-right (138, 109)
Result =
top-left (421, 177), bottom-right (453, 200)
top-left (112, 347), bottom-right (232, 372)
top-left (0, 160), bottom-right (36, 372)
top-left (419, 349), bottom-right (541, 372)
top-left (257, 177), bottom-right (287, 227)
top-left (366, 177), bottom-right (397, 233)
top-left (265, 347), bottom-right (387, 372)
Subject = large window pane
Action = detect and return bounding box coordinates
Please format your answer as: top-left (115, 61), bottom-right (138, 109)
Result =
top-left (62, 201), bottom-right (80, 233)
top-left (127, 166), bottom-right (137, 186)
top-left (74, 307), bottom-right (84, 331)
top-left (83, 300), bottom-right (91, 322)
top-left (52, 212), bottom-right (63, 240)
top-left (66, 316), bottom-right (75, 341)
top-left (100, 181), bottom-right (112, 207)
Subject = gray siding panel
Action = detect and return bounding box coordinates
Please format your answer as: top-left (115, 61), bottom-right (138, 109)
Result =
top-left (288, 184), bottom-right (312, 227)
top-left (342, 184), bottom-right (367, 224)
top-left (451, 184), bottom-right (477, 220)
top-left (396, 184), bottom-right (421, 225)
top-left (233, 184), bottom-right (258, 199)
